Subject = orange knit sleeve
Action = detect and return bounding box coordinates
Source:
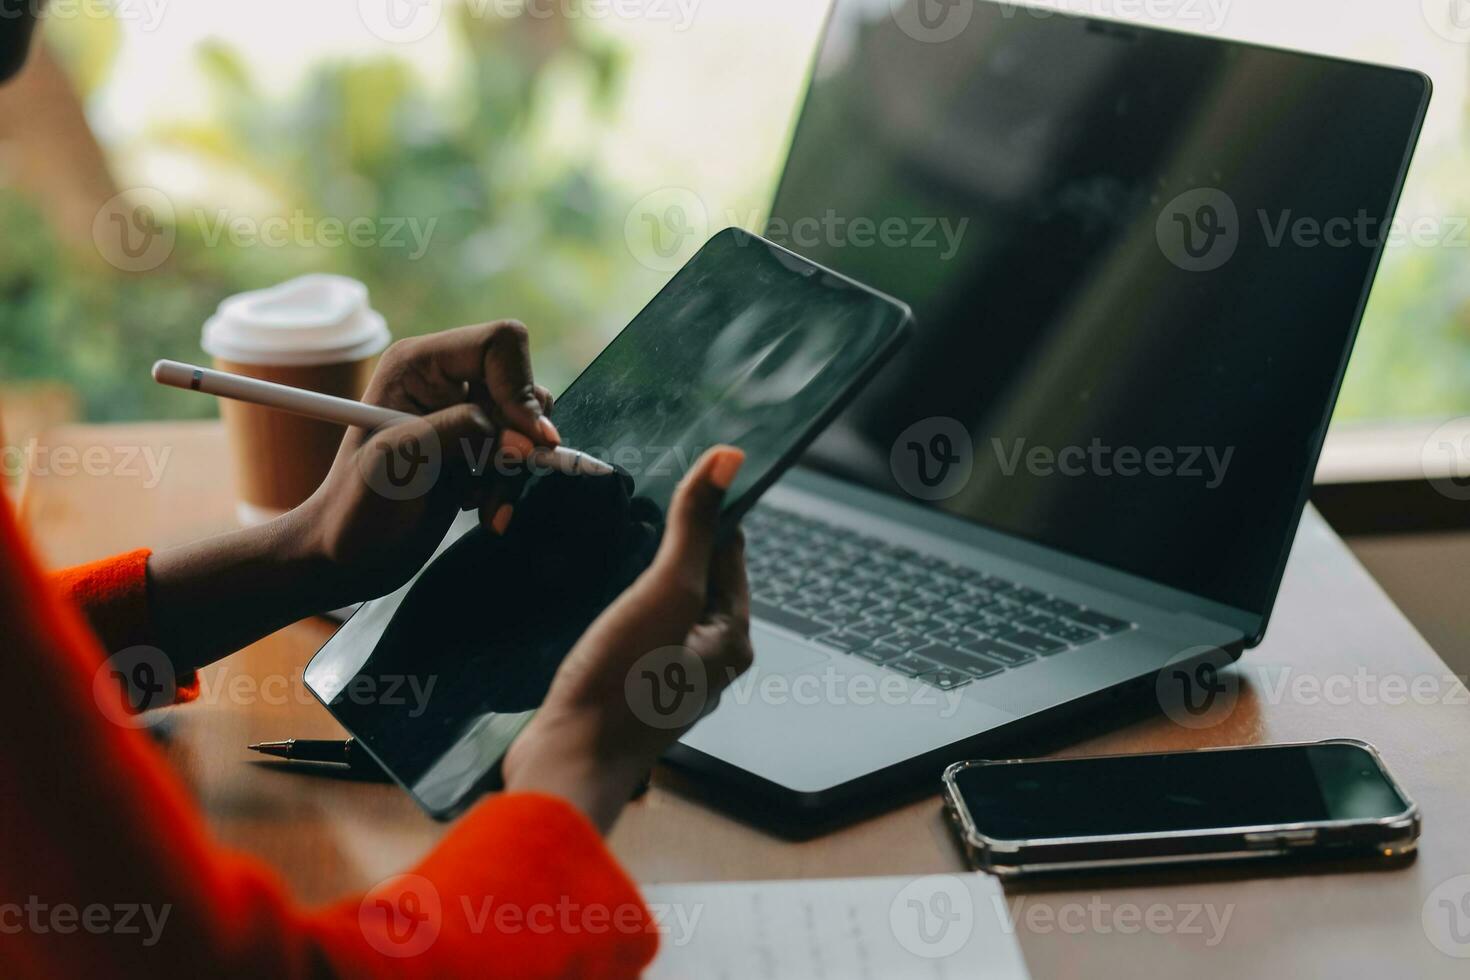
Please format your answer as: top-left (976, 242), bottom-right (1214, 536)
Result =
top-left (48, 547), bottom-right (199, 703)
top-left (2, 486), bottom-right (659, 978)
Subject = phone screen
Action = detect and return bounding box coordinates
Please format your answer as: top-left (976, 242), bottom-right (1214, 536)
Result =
top-left (953, 743), bottom-right (1410, 841)
top-left (305, 229), bottom-right (909, 818)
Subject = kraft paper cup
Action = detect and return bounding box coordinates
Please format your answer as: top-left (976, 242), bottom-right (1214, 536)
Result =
top-left (202, 274), bottom-right (391, 526)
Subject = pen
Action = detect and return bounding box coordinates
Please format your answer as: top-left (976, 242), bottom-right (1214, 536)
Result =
top-left (152, 358), bottom-right (615, 477)
top-left (248, 737), bottom-right (376, 772)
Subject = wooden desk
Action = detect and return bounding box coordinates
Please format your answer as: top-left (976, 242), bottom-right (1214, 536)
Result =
top-left (20, 421), bottom-right (1470, 977)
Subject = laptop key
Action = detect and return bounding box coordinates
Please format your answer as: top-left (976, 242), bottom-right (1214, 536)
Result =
top-left (917, 668), bottom-right (973, 691)
top-left (995, 629), bottom-right (1068, 655)
top-left (910, 642), bottom-right (1007, 677)
top-left (1045, 622), bottom-right (1101, 645)
top-left (819, 631), bottom-right (872, 654)
top-left (750, 599), bottom-right (833, 638)
top-left (854, 642), bottom-right (908, 665)
top-left (876, 627), bottom-right (923, 650)
top-left (843, 623), bottom-right (887, 644)
top-left (1068, 609), bottom-right (1133, 634)
top-left (902, 595), bottom-right (949, 615)
top-left (960, 638), bottom-right (1036, 667)
top-left (891, 612), bottom-right (934, 631)
top-left (1035, 597), bottom-right (1083, 617)
top-left (860, 604), bottom-right (904, 625)
top-left (924, 628), bottom-right (971, 649)
top-left (887, 653), bottom-right (941, 677)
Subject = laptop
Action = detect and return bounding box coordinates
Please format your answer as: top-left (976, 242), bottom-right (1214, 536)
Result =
top-left (669, 0), bottom-right (1429, 814)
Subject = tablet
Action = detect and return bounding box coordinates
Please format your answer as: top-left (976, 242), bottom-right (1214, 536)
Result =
top-left (304, 228), bottom-right (911, 819)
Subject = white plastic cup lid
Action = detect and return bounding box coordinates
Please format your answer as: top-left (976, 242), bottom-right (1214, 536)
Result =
top-left (201, 273), bottom-right (391, 366)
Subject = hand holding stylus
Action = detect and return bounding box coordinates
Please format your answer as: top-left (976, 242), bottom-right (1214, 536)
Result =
top-left (148, 323), bottom-right (589, 657)
top-left (296, 322), bottom-right (582, 598)
top-left (152, 359), bottom-right (614, 479)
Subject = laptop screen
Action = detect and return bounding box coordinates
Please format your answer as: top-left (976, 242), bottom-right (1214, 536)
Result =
top-left (770, 1), bottom-right (1426, 619)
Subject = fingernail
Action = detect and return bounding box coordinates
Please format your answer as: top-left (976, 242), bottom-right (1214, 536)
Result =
top-left (468, 405), bottom-right (494, 433)
top-left (501, 430), bottom-right (534, 460)
top-left (708, 448), bottom-right (745, 491)
top-left (492, 504), bottom-right (514, 534)
top-left (538, 417), bottom-right (561, 445)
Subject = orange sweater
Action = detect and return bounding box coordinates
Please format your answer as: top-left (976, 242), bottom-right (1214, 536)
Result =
top-left (0, 487), bottom-right (658, 978)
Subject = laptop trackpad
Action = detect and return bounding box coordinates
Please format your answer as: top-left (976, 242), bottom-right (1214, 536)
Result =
top-left (752, 625), bottom-right (833, 676)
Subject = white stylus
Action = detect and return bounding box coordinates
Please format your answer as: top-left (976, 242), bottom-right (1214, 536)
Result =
top-left (152, 359), bottom-right (615, 477)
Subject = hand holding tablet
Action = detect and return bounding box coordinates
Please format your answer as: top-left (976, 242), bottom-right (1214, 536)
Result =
top-left (304, 229), bottom-right (913, 819)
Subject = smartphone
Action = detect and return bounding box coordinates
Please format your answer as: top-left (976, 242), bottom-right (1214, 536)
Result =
top-left (304, 228), bottom-right (912, 819)
top-left (942, 739), bottom-right (1419, 877)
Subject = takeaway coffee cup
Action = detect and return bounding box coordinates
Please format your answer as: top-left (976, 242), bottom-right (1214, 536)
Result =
top-left (202, 274), bottom-right (390, 525)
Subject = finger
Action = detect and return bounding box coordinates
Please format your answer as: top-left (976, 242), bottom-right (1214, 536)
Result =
top-left (427, 402), bottom-right (497, 503)
top-left (652, 446), bottom-right (744, 589)
top-left (402, 322), bottom-right (556, 446)
top-left (705, 629), bottom-right (755, 693)
top-left (422, 402), bottom-right (498, 463)
top-left (706, 528), bottom-right (749, 622)
top-left (533, 384), bottom-right (554, 415)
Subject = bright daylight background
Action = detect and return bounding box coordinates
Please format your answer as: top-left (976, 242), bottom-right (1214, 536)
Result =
top-left (0, 0), bottom-right (1467, 425)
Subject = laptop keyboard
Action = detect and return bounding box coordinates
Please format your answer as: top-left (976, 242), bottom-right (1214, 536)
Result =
top-left (743, 506), bottom-right (1135, 691)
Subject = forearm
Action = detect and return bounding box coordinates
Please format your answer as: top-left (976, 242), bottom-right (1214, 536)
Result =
top-left (146, 509), bottom-right (352, 674)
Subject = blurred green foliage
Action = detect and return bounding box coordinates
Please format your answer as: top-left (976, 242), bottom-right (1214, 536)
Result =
top-left (1336, 146), bottom-right (1470, 421)
top-left (3, 8), bottom-right (1468, 426)
top-left (1, 9), bottom-right (644, 421)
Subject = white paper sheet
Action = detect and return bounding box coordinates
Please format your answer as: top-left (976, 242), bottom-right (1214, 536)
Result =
top-left (642, 873), bottom-right (1031, 979)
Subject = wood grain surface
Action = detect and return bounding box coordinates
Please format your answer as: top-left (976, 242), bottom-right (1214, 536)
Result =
top-left (21, 421), bottom-right (1470, 977)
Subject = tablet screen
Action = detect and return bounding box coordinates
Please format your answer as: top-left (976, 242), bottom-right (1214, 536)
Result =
top-left (305, 229), bottom-right (909, 818)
